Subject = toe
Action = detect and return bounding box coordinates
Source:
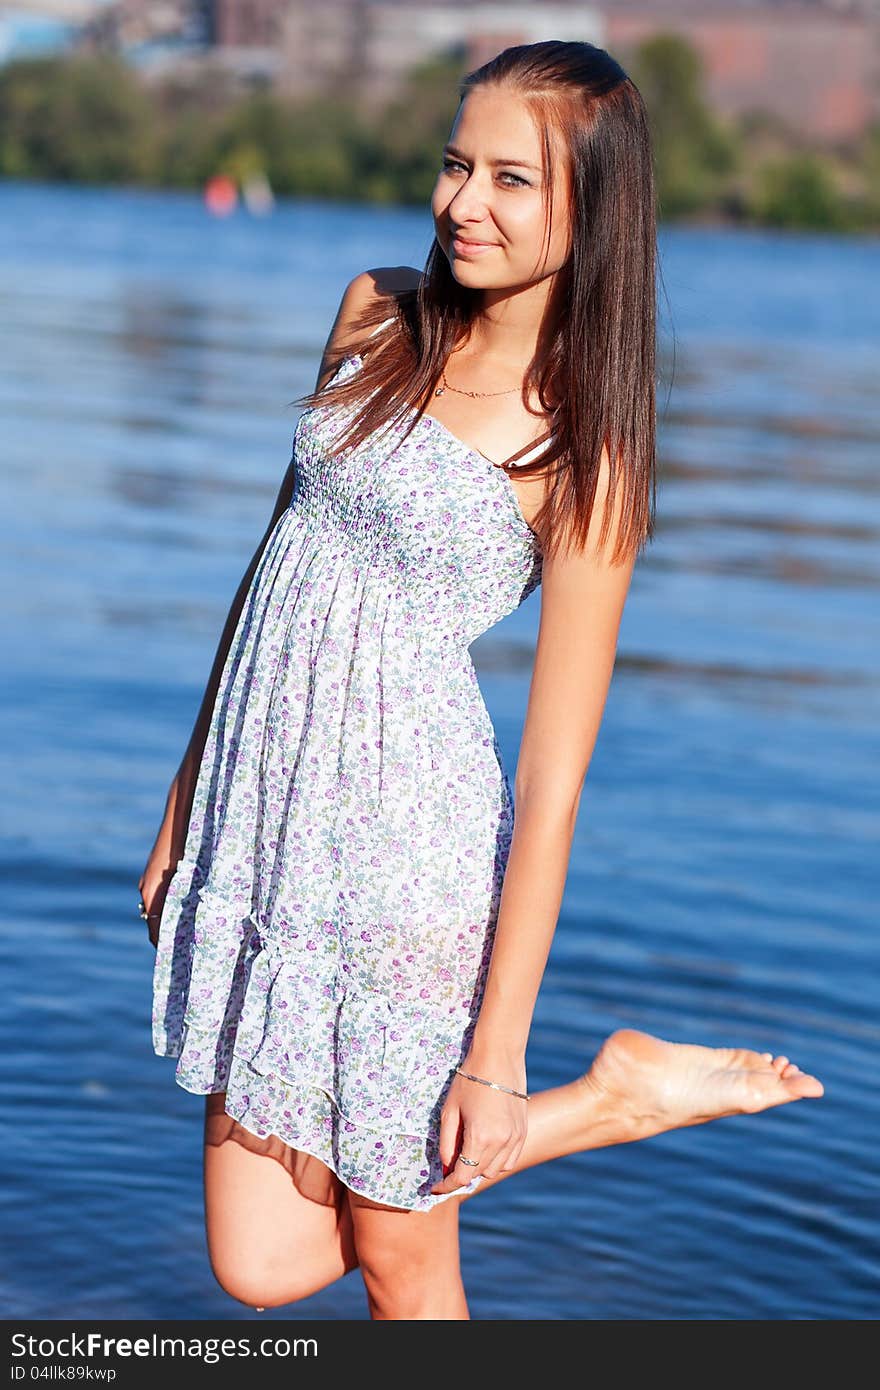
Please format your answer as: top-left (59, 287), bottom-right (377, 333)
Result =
top-left (738, 1062), bottom-right (824, 1112)
top-left (787, 1072), bottom-right (824, 1099)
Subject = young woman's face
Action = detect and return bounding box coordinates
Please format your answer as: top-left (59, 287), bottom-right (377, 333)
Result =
top-left (431, 85), bottom-right (571, 292)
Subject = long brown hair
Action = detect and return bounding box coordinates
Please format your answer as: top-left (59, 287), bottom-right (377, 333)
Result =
top-left (296, 40), bottom-right (658, 565)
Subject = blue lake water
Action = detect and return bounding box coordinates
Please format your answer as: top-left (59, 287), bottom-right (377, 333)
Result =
top-left (1, 180), bottom-right (877, 1320)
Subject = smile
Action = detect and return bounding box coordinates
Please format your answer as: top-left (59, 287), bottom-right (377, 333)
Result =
top-left (451, 236), bottom-right (497, 256)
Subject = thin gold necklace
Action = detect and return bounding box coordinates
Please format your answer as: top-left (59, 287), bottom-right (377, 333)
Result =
top-left (434, 368), bottom-right (521, 399)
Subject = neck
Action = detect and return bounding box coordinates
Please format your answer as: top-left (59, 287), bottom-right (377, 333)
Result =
top-left (463, 276), bottom-right (561, 370)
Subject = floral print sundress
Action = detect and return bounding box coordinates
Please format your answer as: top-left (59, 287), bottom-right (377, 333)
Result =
top-left (151, 334), bottom-right (546, 1210)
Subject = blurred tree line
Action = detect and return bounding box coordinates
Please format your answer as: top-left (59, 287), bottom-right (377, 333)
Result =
top-left (0, 35), bottom-right (877, 232)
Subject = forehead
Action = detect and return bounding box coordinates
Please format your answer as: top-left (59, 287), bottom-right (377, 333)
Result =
top-left (453, 86), bottom-right (542, 149)
top-left (450, 86), bottom-right (567, 179)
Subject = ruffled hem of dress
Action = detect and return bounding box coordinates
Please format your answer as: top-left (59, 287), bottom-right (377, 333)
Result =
top-left (150, 861), bottom-right (486, 1212)
top-left (155, 1042), bottom-right (482, 1212)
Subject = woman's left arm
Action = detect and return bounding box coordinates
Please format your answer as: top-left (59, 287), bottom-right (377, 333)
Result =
top-left (432, 450), bottom-right (638, 1194)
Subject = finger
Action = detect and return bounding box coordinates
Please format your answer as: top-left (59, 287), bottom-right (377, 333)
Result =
top-left (450, 1136), bottom-right (484, 1184)
top-left (482, 1138), bottom-right (520, 1181)
top-left (494, 1122), bottom-right (528, 1176)
top-left (438, 1103), bottom-right (461, 1176)
top-left (507, 1134), bottom-right (528, 1171)
top-left (481, 1149), bottom-right (510, 1182)
top-left (430, 1161), bottom-right (483, 1197)
top-left (430, 1138), bottom-right (485, 1195)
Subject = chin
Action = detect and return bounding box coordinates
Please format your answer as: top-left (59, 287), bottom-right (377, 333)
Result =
top-left (446, 256), bottom-right (503, 287)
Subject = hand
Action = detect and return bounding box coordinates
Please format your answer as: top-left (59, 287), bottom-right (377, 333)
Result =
top-left (138, 845), bottom-right (183, 949)
top-left (430, 1063), bottom-right (529, 1197)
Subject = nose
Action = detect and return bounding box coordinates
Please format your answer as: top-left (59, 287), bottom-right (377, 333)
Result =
top-left (446, 170), bottom-right (492, 226)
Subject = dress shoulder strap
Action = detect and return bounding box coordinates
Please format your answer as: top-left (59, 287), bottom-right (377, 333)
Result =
top-left (499, 429), bottom-right (555, 470)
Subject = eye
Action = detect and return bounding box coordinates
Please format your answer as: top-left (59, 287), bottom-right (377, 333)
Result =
top-left (441, 159), bottom-right (531, 189)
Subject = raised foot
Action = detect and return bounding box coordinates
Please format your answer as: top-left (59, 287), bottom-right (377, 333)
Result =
top-left (581, 1029), bottom-right (824, 1140)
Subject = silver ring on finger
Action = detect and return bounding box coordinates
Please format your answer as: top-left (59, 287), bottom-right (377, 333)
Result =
top-left (457, 1154), bottom-right (479, 1167)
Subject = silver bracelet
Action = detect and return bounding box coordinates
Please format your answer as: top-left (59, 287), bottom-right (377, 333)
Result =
top-left (455, 1067), bottom-right (529, 1101)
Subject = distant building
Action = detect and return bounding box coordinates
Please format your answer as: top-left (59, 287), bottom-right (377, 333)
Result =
top-left (603, 3), bottom-right (880, 142)
top-left (0, 0), bottom-right (108, 65)
top-left (212, 0), bottom-right (286, 46)
top-left (78, 0), bottom-right (213, 71)
top-left (207, 2), bottom-right (603, 99)
top-left (295, 3), bottom-right (600, 102)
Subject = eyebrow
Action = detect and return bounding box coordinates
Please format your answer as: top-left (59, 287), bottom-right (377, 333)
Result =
top-left (442, 143), bottom-right (542, 171)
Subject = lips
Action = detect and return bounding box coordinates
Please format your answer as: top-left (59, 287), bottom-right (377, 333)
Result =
top-left (451, 235), bottom-right (497, 255)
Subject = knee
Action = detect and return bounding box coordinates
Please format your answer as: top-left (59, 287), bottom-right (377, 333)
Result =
top-left (208, 1251), bottom-right (319, 1310)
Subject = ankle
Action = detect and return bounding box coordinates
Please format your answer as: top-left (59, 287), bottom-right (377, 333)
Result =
top-left (574, 1070), bottom-right (649, 1150)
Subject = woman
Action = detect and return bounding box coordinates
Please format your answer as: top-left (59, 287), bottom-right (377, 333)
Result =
top-left (141, 41), bottom-right (822, 1320)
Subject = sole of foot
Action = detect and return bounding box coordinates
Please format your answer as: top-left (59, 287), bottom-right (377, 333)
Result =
top-left (582, 1028), bottom-right (824, 1140)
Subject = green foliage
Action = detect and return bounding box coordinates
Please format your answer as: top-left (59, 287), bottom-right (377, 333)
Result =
top-left (257, 96), bottom-right (366, 198)
top-left (629, 33), bottom-right (739, 217)
top-left (370, 51), bottom-right (465, 202)
top-left (750, 152), bottom-right (847, 230)
top-left (0, 54), bottom-right (159, 183)
top-left (854, 123), bottom-right (880, 223)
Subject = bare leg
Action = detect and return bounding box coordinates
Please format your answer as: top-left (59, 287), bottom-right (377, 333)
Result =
top-left (347, 1191), bottom-right (468, 1320)
top-left (203, 1093), bottom-right (359, 1308)
top-left (204, 1031), bottom-right (823, 1308)
top-left (459, 1029), bottom-right (824, 1199)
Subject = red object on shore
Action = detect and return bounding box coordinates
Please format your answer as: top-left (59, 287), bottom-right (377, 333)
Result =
top-left (204, 175), bottom-right (238, 217)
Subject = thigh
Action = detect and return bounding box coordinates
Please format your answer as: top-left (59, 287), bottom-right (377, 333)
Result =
top-left (203, 1093), bottom-right (358, 1307)
top-left (347, 1189), bottom-right (468, 1320)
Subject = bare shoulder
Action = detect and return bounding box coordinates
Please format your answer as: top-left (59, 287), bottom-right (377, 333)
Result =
top-left (315, 266), bottom-right (422, 390)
